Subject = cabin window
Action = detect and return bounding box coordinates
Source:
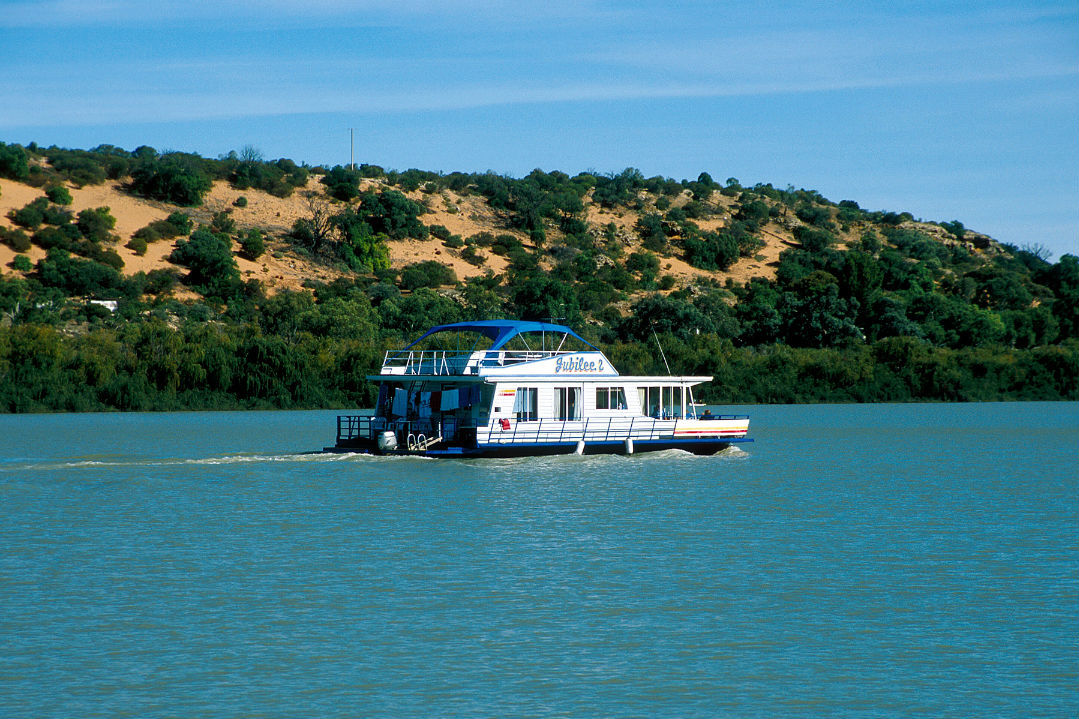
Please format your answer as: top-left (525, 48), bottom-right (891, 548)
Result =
top-left (513, 387), bottom-right (538, 421)
top-left (595, 387), bottom-right (627, 410)
top-left (661, 387), bottom-right (684, 418)
top-left (638, 386), bottom-right (683, 418)
top-left (639, 386), bottom-right (662, 417)
top-left (555, 387), bottom-right (581, 421)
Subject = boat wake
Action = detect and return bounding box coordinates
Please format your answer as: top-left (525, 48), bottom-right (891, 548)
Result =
top-left (2, 451), bottom-right (382, 472)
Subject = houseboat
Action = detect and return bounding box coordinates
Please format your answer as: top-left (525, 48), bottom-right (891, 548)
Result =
top-left (327, 320), bottom-right (752, 457)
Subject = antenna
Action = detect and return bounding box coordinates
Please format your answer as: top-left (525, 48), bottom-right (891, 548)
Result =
top-left (651, 323), bottom-right (672, 375)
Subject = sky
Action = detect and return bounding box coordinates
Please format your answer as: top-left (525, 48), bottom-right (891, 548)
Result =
top-left (2, 0), bottom-right (1077, 259)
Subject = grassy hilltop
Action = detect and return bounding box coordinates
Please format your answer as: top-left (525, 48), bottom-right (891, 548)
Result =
top-left (1, 140), bottom-right (1077, 411)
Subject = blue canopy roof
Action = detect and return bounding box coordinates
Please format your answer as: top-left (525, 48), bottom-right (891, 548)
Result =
top-left (404, 320), bottom-right (597, 351)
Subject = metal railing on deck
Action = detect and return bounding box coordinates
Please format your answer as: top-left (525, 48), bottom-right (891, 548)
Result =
top-left (380, 349), bottom-right (576, 376)
top-left (337, 414), bottom-right (750, 448)
top-left (478, 415), bottom-right (749, 446)
top-left (337, 415), bottom-right (466, 443)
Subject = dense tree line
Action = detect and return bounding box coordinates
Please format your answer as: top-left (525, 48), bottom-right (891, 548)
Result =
top-left (2, 141), bottom-right (1077, 410)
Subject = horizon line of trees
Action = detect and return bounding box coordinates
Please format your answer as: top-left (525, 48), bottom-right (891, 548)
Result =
top-left (2, 140), bottom-right (1077, 412)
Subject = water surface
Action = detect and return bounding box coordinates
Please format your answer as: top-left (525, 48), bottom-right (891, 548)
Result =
top-left (1, 403), bottom-right (1076, 717)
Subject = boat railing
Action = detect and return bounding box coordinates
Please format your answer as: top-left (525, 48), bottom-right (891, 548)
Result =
top-left (479, 415), bottom-right (747, 446)
top-left (337, 415), bottom-right (468, 443)
top-left (380, 349), bottom-right (576, 375)
top-left (337, 413), bottom-right (750, 448)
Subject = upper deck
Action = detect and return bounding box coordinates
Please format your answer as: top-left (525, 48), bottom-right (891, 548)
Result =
top-left (378, 320), bottom-right (619, 378)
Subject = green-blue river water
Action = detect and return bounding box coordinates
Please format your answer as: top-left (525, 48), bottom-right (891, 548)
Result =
top-left (1, 403), bottom-right (1076, 717)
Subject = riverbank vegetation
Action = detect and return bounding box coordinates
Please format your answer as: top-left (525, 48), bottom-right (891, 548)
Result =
top-left (1, 141), bottom-right (1076, 411)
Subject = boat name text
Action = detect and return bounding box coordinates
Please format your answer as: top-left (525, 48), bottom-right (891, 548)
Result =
top-left (555, 356), bottom-right (605, 373)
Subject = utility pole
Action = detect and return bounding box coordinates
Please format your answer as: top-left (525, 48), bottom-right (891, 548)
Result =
top-left (349, 128), bottom-right (354, 170)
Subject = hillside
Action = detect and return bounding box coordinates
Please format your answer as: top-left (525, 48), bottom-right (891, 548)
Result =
top-left (1, 141), bottom-right (1076, 411)
top-left (0, 161), bottom-right (1003, 296)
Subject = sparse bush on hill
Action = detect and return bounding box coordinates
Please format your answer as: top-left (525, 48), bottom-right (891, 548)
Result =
top-left (44, 147), bottom-right (116, 186)
top-left (636, 213), bottom-right (667, 252)
top-left (626, 250), bottom-right (660, 285)
top-left (239, 229), bottom-right (265, 260)
top-left (211, 211), bottom-right (236, 235)
top-left (1, 227), bottom-right (32, 253)
top-left (45, 185), bottom-right (73, 205)
top-left (328, 208), bottom-right (390, 272)
top-left (225, 149), bottom-right (308, 198)
top-left (796, 204), bottom-right (834, 229)
top-left (794, 225), bottom-right (836, 253)
top-left (36, 249), bottom-right (125, 297)
top-left (399, 260), bottom-right (457, 290)
top-left (130, 154), bottom-right (213, 206)
top-left (685, 229), bottom-right (739, 271)
top-left (8, 197), bottom-right (49, 229)
top-left (0, 142), bottom-right (31, 181)
top-left (166, 212), bottom-right (193, 235)
top-left (359, 190), bottom-right (427, 240)
top-left (320, 165), bottom-right (362, 202)
top-left (168, 227), bottom-right (241, 299)
top-left (75, 206), bottom-right (117, 243)
top-left (126, 236), bottom-right (148, 256)
top-left (133, 213), bottom-right (190, 245)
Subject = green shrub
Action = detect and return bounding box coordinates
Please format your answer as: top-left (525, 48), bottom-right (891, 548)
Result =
top-left (443, 235), bottom-right (464, 249)
top-left (400, 260), bottom-right (457, 290)
top-left (9, 197), bottom-right (49, 228)
top-left (1, 227), bottom-right (32, 252)
top-left (233, 196), bottom-right (248, 208)
top-left (144, 268), bottom-right (180, 294)
top-left (132, 225), bottom-right (162, 244)
top-left (165, 211), bottom-right (193, 235)
top-left (796, 205), bottom-right (834, 229)
top-left (359, 190), bottom-right (428, 239)
top-left (490, 234), bottom-right (523, 256)
top-left (0, 142), bottom-right (30, 180)
top-left (211, 210), bottom-right (236, 234)
top-left (637, 213), bottom-right (667, 251)
top-left (32, 226), bottom-right (73, 251)
top-left (168, 227), bottom-right (241, 298)
top-left (36, 249), bottom-right (124, 296)
top-left (461, 244), bottom-right (486, 266)
top-left (428, 224), bottom-right (453, 241)
top-left (685, 230), bottom-right (739, 271)
top-left (130, 155), bottom-right (213, 206)
top-left (44, 148), bottom-right (114, 186)
top-left (126, 236), bottom-right (148, 256)
top-left (239, 229), bottom-right (265, 260)
top-left (12, 254), bottom-right (33, 272)
top-left (626, 250), bottom-right (660, 284)
top-left (42, 205), bottom-right (72, 226)
top-left (794, 225), bottom-right (835, 253)
top-left (76, 206), bottom-right (117, 242)
top-left (45, 185), bottom-right (73, 205)
top-left (320, 165), bottom-right (362, 201)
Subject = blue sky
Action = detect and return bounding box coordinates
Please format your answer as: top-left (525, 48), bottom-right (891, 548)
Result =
top-left (2, 0), bottom-right (1077, 259)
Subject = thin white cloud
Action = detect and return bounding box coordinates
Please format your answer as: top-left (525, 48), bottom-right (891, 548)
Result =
top-left (0, 0), bottom-right (616, 28)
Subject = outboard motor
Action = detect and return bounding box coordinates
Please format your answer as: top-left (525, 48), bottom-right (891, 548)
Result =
top-left (377, 430), bottom-right (398, 452)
